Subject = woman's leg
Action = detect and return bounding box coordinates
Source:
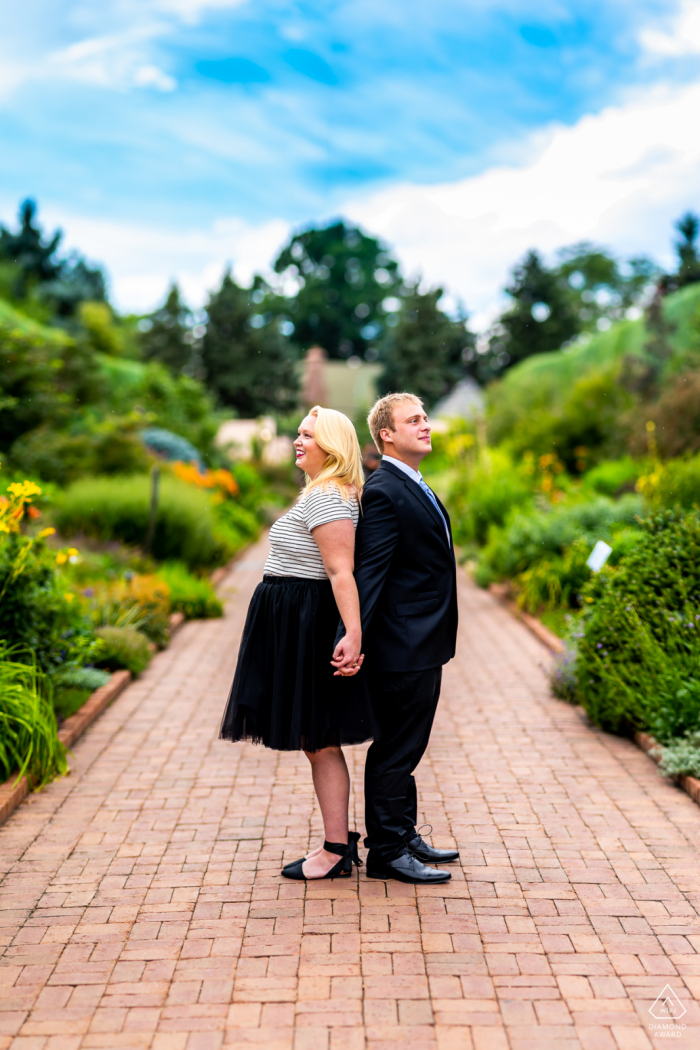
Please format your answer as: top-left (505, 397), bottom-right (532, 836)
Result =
top-left (302, 746), bottom-right (350, 877)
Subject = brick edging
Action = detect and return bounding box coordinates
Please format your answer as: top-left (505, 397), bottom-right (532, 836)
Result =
top-left (486, 581), bottom-right (565, 654)
top-left (0, 669), bottom-right (132, 828)
top-left (634, 730), bottom-right (700, 807)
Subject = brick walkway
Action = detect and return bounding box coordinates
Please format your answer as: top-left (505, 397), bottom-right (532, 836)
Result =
top-left (2, 534), bottom-right (700, 1050)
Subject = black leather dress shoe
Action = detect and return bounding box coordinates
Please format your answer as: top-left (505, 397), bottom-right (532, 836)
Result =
top-left (366, 849), bottom-right (451, 884)
top-left (407, 832), bottom-right (459, 864)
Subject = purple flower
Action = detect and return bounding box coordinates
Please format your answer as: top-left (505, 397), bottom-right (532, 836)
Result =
top-left (83, 587), bottom-right (95, 597)
top-left (596, 643), bottom-right (603, 649)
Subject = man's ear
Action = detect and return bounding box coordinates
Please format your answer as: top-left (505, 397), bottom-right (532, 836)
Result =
top-left (379, 427), bottom-right (393, 447)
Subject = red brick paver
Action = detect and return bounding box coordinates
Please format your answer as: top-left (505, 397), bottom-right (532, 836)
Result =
top-left (2, 536), bottom-right (700, 1049)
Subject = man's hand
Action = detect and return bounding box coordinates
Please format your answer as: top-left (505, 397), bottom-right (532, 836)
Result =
top-left (331, 633), bottom-right (364, 677)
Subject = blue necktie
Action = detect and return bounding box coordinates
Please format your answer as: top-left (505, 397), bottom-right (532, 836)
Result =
top-left (418, 477), bottom-right (450, 545)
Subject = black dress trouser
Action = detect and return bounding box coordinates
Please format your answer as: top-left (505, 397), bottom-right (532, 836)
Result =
top-left (364, 666), bottom-right (442, 862)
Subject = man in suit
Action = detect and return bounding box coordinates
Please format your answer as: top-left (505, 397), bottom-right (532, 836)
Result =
top-left (339, 392), bottom-right (459, 883)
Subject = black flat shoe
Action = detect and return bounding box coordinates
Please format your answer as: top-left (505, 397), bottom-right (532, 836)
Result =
top-left (283, 832), bottom-right (362, 873)
top-left (366, 848), bottom-right (451, 884)
top-left (407, 825), bottom-right (459, 863)
top-left (281, 840), bottom-right (351, 881)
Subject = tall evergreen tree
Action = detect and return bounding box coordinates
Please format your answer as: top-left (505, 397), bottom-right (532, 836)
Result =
top-left (0, 199), bottom-right (61, 295)
top-left (675, 212), bottom-right (700, 288)
top-left (140, 283), bottom-right (193, 373)
top-left (378, 283), bottom-right (473, 409)
top-left (273, 221), bottom-right (401, 359)
top-left (201, 270), bottom-right (299, 417)
top-left (497, 250), bottom-right (579, 365)
top-left (0, 199), bottom-right (106, 313)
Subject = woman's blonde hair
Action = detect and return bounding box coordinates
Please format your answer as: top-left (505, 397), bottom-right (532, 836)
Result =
top-left (301, 406), bottom-right (364, 500)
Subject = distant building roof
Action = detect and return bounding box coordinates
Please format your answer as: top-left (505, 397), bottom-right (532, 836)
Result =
top-left (433, 377), bottom-right (484, 419)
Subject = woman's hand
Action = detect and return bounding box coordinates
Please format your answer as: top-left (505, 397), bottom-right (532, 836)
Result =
top-left (331, 633), bottom-right (364, 676)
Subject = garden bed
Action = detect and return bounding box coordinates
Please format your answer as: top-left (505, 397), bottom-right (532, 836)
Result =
top-left (0, 668), bottom-right (131, 826)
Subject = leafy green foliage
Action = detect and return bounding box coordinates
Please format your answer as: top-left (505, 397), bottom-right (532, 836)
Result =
top-left (448, 449), bottom-right (533, 546)
top-left (157, 562), bottom-right (223, 620)
top-left (654, 456), bottom-right (700, 510)
top-left (475, 494), bottom-right (642, 589)
top-left (581, 457), bottom-right (642, 497)
top-left (577, 510), bottom-right (700, 739)
top-left (0, 532), bottom-right (99, 674)
top-left (95, 625), bottom-right (152, 675)
top-left (633, 369), bottom-right (700, 459)
top-left (273, 221), bottom-right (401, 359)
top-left (10, 419), bottom-right (152, 486)
top-left (0, 645), bottom-right (67, 786)
top-left (53, 474), bottom-right (243, 570)
top-left (201, 271), bottom-right (299, 416)
top-left (0, 323), bottom-right (105, 455)
top-left (378, 283), bottom-right (473, 409)
top-left (657, 732), bottom-right (700, 778)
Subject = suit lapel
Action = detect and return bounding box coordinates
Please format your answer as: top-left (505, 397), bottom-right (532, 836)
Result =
top-left (378, 459), bottom-right (450, 547)
top-left (401, 477), bottom-right (451, 548)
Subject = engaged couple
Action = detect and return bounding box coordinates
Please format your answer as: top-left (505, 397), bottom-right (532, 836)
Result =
top-left (220, 392), bottom-right (459, 884)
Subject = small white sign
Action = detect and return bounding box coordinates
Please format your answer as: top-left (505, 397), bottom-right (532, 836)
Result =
top-left (587, 540), bottom-right (612, 573)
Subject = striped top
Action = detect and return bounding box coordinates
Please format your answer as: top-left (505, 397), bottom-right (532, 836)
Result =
top-left (264, 484), bottom-right (360, 579)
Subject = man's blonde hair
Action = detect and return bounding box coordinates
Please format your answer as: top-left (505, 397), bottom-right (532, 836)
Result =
top-left (302, 406), bottom-right (364, 500)
top-left (367, 392), bottom-right (424, 454)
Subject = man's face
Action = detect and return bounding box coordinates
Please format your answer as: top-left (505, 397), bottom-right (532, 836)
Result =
top-left (381, 400), bottom-right (432, 461)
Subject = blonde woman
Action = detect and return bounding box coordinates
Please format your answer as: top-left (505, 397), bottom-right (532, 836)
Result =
top-left (220, 406), bottom-right (376, 881)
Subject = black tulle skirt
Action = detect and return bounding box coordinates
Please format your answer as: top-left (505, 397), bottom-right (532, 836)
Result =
top-left (220, 575), bottom-right (377, 752)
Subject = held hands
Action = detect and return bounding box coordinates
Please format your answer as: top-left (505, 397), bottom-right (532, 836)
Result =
top-left (331, 633), bottom-right (364, 677)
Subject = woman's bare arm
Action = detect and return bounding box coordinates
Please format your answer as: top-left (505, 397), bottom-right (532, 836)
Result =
top-left (312, 518), bottom-right (363, 676)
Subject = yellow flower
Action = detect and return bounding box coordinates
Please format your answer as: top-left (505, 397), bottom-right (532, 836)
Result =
top-left (38, 527), bottom-right (56, 538)
top-left (64, 593), bottom-right (74, 603)
top-left (56, 552), bottom-right (68, 565)
top-left (68, 547), bottom-right (79, 557)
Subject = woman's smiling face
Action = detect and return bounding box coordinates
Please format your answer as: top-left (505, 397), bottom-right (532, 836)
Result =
top-left (294, 414), bottom-right (327, 478)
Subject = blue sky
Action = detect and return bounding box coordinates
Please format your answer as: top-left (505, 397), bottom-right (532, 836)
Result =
top-left (1, 0), bottom-right (700, 321)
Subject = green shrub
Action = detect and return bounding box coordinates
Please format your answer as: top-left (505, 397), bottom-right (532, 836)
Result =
top-left (10, 421), bottom-right (151, 486)
top-left (448, 449), bottom-right (533, 546)
top-left (582, 457), bottom-right (642, 497)
top-left (53, 474), bottom-right (241, 570)
top-left (475, 494), bottom-right (642, 588)
top-left (157, 562), bottom-right (223, 619)
top-left (214, 498), bottom-right (260, 540)
top-left (655, 455), bottom-right (700, 510)
top-left (0, 532), bottom-right (99, 674)
top-left (577, 510), bottom-right (700, 739)
top-left (55, 666), bottom-right (111, 691)
top-left (657, 733), bottom-right (700, 779)
top-left (95, 625), bottom-right (152, 675)
top-left (0, 646), bottom-right (67, 787)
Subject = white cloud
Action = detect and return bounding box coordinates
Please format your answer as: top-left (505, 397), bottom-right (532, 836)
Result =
top-left (16, 61), bottom-right (700, 332)
top-left (150, 0), bottom-right (248, 24)
top-left (133, 64), bottom-right (177, 91)
top-left (39, 210), bottom-right (291, 313)
top-left (342, 78), bottom-right (700, 328)
top-left (640, 0), bottom-right (700, 55)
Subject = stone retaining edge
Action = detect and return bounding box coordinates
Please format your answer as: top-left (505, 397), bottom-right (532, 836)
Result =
top-left (487, 581), bottom-right (565, 654)
top-left (484, 577), bottom-right (700, 808)
top-left (0, 669), bottom-right (132, 828)
top-left (0, 546), bottom-right (248, 829)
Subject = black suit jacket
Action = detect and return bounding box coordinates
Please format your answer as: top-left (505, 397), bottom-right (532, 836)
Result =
top-left (347, 458), bottom-right (458, 673)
